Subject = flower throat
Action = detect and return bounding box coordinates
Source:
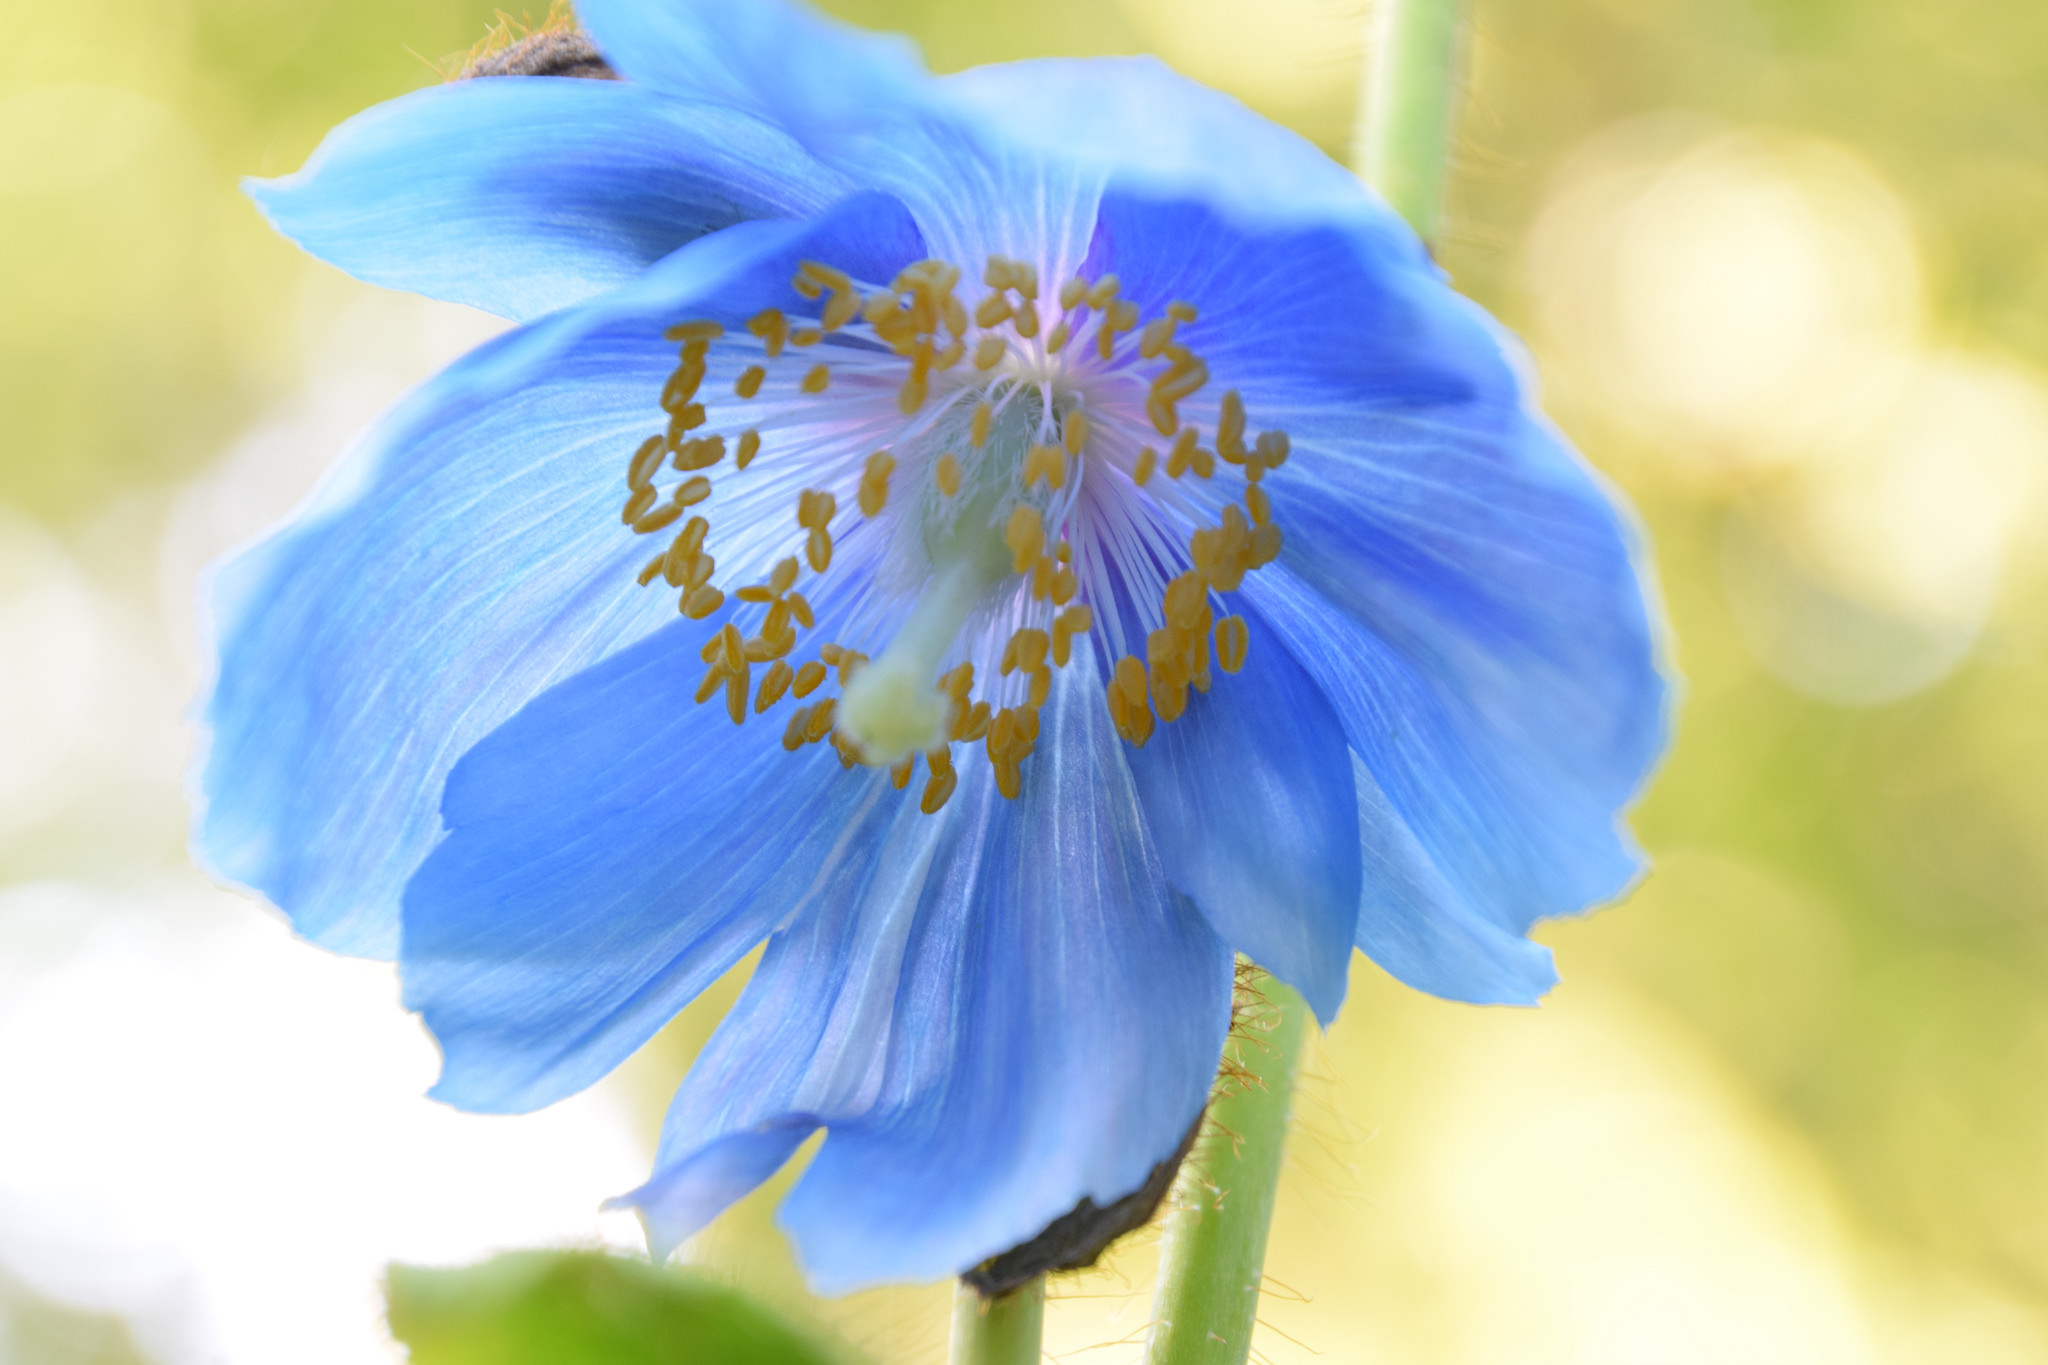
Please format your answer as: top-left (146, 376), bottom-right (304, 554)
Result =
top-left (615, 252), bottom-right (1291, 815)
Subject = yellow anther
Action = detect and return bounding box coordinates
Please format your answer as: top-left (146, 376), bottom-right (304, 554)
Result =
top-left (736, 429), bottom-right (761, 470)
top-left (1023, 444), bottom-right (1065, 491)
top-left (1114, 655), bottom-right (1149, 711)
top-left (1167, 426), bottom-right (1198, 479)
top-left (792, 272), bottom-right (824, 301)
top-left (1050, 566), bottom-right (1077, 605)
top-left (1056, 540), bottom-right (1072, 564)
top-left (792, 660), bottom-right (827, 698)
top-left (898, 371), bottom-right (928, 415)
top-left (1246, 483), bottom-right (1272, 526)
top-left (723, 667), bottom-right (750, 725)
top-left (684, 584), bottom-right (725, 619)
top-left (890, 755), bottom-right (915, 790)
top-left (1106, 674), bottom-right (1155, 748)
top-left (787, 592), bottom-right (814, 630)
top-left (1249, 520), bottom-right (1282, 567)
top-left (1138, 317), bottom-right (1176, 359)
top-left (1005, 505), bottom-right (1045, 574)
top-left (965, 403), bottom-right (992, 450)
top-left (791, 326), bottom-right (824, 348)
top-left (859, 451), bottom-right (896, 517)
top-left (684, 552), bottom-right (717, 591)
top-left (1013, 263), bottom-right (1039, 301)
top-left (672, 476), bottom-right (711, 508)
top-left (935, 452), bottom-right (962, 497)
top-left (1133, 447), bottom-right (1157, 486)
top-left (1164, 572), bottom-right (1208, 632)
top-left (1063, 410), bottom-right (1090, 455)
top-left (1218, 389), bottom-right (1246, 445)
top-left (804, 697), bottom-right (837, 743)
top-left (764, 599), bottom-right (793, 643)
top-left (1147, 394), bottom-right (1179, 437)
top-left (736, 584), bottom-right (776, 605)
top-left (933, 337), bottom-right (965, 370)
top-left (943, 294), bottom-right (968, 338)
top-left (920, 763), bottom-right (957, 814)
top-left (1168, 301), bottom-right (1198, 323)
top-left (623, 485), bottom-right (657, 524)
top-left (757, 555), bottom-right (795, 597)
top-left (1012, 298), bottom-right (1040, 339)
top-left (821, 290), bottom-right (860, 332)
top-left (674, 436), bottom-right (724, 471)
top-left (1001, 628), bottom-right (1049, 676)
top-left (983, 256), bottom-right (1017, 290)
top-left (1214, 615), bottom-right (1249, 674)
top-left (1059, 276), bottom-right (1088, 310)
top-left (801, 363), bottom-right (830, 394)
top-left (1096, 298), bottom-right (1139, 359)
top-left (1192, 445), bottom-right (1215, 479)
top-left (662, 362), bottom-right (704, 412)
top-left (797, 489), bottom-right (836, 529)
top-left (1029, 554), bottom-right (1054, 601)
top-left (781, 706), bottom-right (810, 751)
top-left (1086, 276), bottom-right (1120, 308)
top-left (637, 552), bottom-right (665, 587)
top-left (1254, 430), bottom-right (1290, 469)
top-left (819, 643), bottom-right (846, 665)
top-left (975, 293), bottom-right (1013, 329)
top-left (992, 758), bottom-right (1022, 800)
top-left (627, 436), bottom-right (666, 490)
top-left (1027, 667), bottom-right (1051, 709)
top-left (974, 336), bottom-right (1006, 370)
top-left (1051, 604), bottom-right (1094, 667)
top-left (835, 650), bottom-right (867, 687)
top-left (937, 661), bottom-right (973, 701)
top-left (633, 502), bottom-right (683, 535)
top-left (715, 622), bottom-right (745, 673)
top-left (667, 401), bottom-right (707, 437)
top-left (664, 320), bottom-right (725, 343)
top-left (1152, 351), bottom-right (1211, 403)
top-left (675, 515), bottom-right (708, 560)
top-left (696, 664), bottom-right (725, 705)
top-left (952, 700), bottom-right (991, 743)
top-left (747, 308), bottom-right (788, 357)
top-left (806, 525), bottom-right (833, 573)
top-left (1045, 321), bottom-right (1071, 355)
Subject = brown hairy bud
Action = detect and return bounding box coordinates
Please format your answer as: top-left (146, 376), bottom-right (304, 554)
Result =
top-left (463, 28), bottom-right (615, 81)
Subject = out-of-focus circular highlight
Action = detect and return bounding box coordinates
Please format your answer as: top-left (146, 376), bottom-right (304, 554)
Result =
top-left (1526, 119), bottom-right (2048, 704)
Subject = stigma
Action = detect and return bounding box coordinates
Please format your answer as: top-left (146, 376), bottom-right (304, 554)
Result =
top-left (615, 250), bottom-right (1289, 814)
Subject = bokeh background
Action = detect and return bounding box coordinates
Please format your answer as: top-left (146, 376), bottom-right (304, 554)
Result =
top-left (3, 0), bottom-right (2045, 1360)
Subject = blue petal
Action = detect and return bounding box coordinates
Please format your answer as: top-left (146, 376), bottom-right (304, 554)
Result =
top-left (1088, 190), bottom-right (1671, 1002)
top-left (197, 192), bottom-right (927, 958)
top-left (402, 612), bottom-right (897, 1115)
top-left (939, 56), bottom-right (1378, 230)
top-left (1121, 605), bottom-right (1360, 1023)
top-left (573, 0), bottom-right (926, 142)
top-left (248, 77), bottom-right (853, 322)
top-left (576, 0), bottom-right (1106, 284)
top-left (622, 657), bottom-right (1234, 1293)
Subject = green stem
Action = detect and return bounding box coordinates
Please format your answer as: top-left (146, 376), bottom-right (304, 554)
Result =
top-left (1143, 972), bottom-right (1310, 1365)
top-left (949, 1277), bottom-right (1044, 1365)
top-left (1357, 0), bottom-right (1470, 241)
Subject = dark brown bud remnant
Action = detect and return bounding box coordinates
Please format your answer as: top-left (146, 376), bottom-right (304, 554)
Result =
top-left (960, 1114), bottom-right (1204, 1299)
top-left (464, 29), bottom-right (616, 81)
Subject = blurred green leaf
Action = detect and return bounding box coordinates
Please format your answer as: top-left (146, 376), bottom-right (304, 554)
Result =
top-left (386, 1251), bottom-right (842, 1365)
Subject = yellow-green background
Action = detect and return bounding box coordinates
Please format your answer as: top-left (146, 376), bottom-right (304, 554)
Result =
top-left (3, 0), bottom-right (2044, 1360)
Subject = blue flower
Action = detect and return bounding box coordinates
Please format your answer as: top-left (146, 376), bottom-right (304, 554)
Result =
top-left (197, 0), bottom-right (1670, 1293)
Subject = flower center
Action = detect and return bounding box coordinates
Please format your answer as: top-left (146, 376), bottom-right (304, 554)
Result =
top-left (615, 252), bottom-right (1290, 814)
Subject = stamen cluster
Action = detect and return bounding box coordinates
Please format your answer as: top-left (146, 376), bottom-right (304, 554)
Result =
top-left (614, 250), bottom-right (1295, 814)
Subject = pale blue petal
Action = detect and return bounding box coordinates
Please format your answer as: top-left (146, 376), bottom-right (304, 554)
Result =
top-left (939, 56), bottom-right (1379, 230)
top-left (197, 192), bottom-right (927, 958)
top-left (780, 658), bottom-right (1233, 1294)
top-left (1121, 606), bottom-right (1360, 1023)
top-left (577, 0), bottom-right (1105, 287)
top-left (620, 658), bottom-right (1234, 1292)
top-left (1087, 189), bottom-right (1669, 1001)
top-left (402, 611), bottom-right (895, 1115)
top-left (248, 77), bottom-right (853, 322)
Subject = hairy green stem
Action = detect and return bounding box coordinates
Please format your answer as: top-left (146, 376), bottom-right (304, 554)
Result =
top-left (949, 1277), bottom-right (1044, 1365)
top-left (1357, 0), bottom-right (1470, 241)
top-left (1142, 972), bottom-right (1310, 1365)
